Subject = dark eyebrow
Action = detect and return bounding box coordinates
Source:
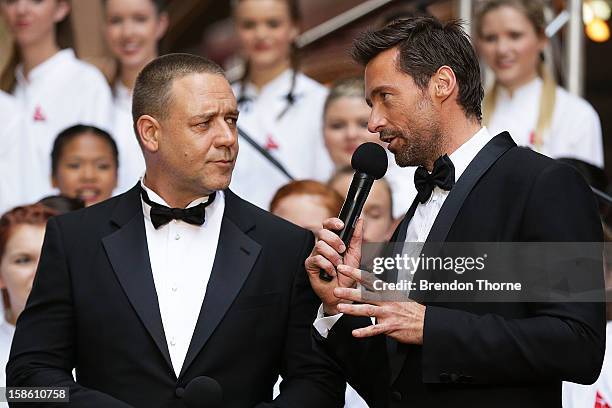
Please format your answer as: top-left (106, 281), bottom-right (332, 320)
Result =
top-left (190, 109), bottom-right (239, 121)
top-left (367, 86), bottom-right (392, 107)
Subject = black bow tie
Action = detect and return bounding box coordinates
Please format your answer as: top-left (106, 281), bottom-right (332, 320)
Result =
top-left (140, 188), bottom-right (216, 229)
top-left (414, 154), bottom-right (455, 204)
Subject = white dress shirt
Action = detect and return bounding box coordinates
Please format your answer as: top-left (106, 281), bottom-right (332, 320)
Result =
top-left (230, 70), bottom-right (334, 210)
top-left (140, 180), bottom-right (225, 376)
top-left (113, 82), bottom-right (146, 194)
top-left (487, 77), bottom-right (603, 167)
top-left (7, 49), bottom-right (113, 208)
top-left (313, 127), bottom-right (494, 338)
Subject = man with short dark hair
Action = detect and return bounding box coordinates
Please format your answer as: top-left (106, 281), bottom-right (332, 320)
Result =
top-left (306, 17), bottom-right (605, 407)
top-left (7, 53), bottom-right (344, 408)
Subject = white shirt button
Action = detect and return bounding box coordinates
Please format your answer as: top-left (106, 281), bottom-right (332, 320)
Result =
top-left (174, 234), bottom-right (180, 240)
top-left (170, 339), bottom-right (176, 347)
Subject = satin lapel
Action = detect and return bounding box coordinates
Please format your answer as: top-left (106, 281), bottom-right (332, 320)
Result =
top-left (387, 132), bottom-right (516, 386)
top-left (102, 185), bottom-right (174, 374)
top-left (426, 132), bottom-right (515, 243)
top-left (385, 197), bottom-right (419, 383)
top-left (178, 192), bottom-right (261, 380)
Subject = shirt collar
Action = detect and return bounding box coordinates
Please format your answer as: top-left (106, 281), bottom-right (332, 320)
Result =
top-left (139, 176), bottom-right (210, 222)
top-left (16, 48), bottom-right (76, 85)
top-left (448, 126), bottom-right (494, 182)
top-left (498, 77), bottom-right (542, 102)
top-left (240, 68), bottom-right (295, 100)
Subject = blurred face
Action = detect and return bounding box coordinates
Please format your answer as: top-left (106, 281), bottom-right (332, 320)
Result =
top-left (477, 5), bottom-right (546, 91)
top-left (365, 47), bottom-right (443, 168)
top-left (0, 0), bottom-right (69, 48)
top-left (324, 96), bottom-right (379, 168)
top-left (104, 0), bottom-right (168, 72)
top-left (52, 133), bottom-right (118, 207)
top-left (150, 73), bottom-right (239, 196)
top-left (0, 224), bottom-right (45, 322)
top-left (235, 0), bottom-right (298, 71)
top-left (273, 194), bottom-right (332, 232)
top-left (330, 174), bottom-right (393, 243)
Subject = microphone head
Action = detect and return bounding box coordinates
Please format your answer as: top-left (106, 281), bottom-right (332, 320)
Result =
top-left (351, 142), bottom-right (388, 179)
top-left (184, 376), bottom-right (223, 408)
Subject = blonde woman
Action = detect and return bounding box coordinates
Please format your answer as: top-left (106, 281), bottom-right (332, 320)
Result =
top-left (475, 0), bottom-right (604, 167)
top-left (102, 0), bottom-right (168, 192)
top-left (229, 0), bottom-right (333, 210)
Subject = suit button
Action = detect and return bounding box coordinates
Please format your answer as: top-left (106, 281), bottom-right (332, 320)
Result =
top-left (439, 372), bottom-right (451, 383)
top-left (391, 390), bottom-right (402, 401)
top-left (450, 373), bottom-right (459, 383)
top-left (175, 387), bottom-right (185, 398)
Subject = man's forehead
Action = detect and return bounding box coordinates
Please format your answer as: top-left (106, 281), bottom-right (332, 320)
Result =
top-left (365, 47), bottom-right (400, 85)
top-left (172, 72), bottom-right (234, 97)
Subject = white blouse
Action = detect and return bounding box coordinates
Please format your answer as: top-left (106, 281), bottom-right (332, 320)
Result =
top-left (112, 82), bottom-right (145, 194)
top-left (8, 49), bottom-right (113, 207)
top-left (487, 78), bottom-right (604, 167)
top-left (230, 70), bottom-right (334, 210)
top-left (0, 91), bottom-right (22, 214)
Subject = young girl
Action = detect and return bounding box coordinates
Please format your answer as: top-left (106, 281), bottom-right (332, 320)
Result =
top-left (50, 124), bottom-right (118, 207)
top-left (229, 0), bottom-right (333, 210)
top-left (475, 0), bottom-right (604, 167)
top-left (323, 77), bottom-right (416, 219)
top-left (0, 203), bottom-right (57, 391)
top-left (102, 0), bottom-right (168, 192)
top-left (270, 179), bottom-right (343, 232)
top-left (0, 0), bottom-right (113, 205)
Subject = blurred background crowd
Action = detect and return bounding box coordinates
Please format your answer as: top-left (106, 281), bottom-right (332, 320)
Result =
top-left (0, 0), bottom-right (611, 407)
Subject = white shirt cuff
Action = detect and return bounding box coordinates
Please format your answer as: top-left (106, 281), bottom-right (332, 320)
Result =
top-left (313, 304), bottom-right (343, 339)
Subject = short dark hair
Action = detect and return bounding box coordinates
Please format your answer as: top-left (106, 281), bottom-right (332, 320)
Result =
top-left (351, 16), bottom-right (484, 121)
top-left (132, 53), bottom-right (226, 138)
top-left (51, 124), bottom-right (119, 176)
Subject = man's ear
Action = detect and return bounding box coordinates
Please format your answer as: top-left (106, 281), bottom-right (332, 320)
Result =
top-left (430, 65), bottom-right (457, 104)
top-left (137, 115), bottom-right (162, 153)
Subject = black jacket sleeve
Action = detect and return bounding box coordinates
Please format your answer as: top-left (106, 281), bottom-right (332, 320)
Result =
top-left (6, 217), bottom-right (133, 407)
top-left (421, 163), bottom-right (606, 385)
top-left (259, 230), bottom-right (345, 407)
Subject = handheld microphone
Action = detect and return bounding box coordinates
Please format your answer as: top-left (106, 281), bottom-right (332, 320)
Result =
top-left (183, 376), bottom-right (223, 408)
top-left (319, 142), bottom-right (388, 281)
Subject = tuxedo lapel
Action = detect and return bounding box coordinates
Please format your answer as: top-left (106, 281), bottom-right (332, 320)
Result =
top-left (101, 185), bottom-right (174, 375)
top-left (426, 132), bottom-right (515, 243)
top-left (179, 191), bottom-right (261, 379)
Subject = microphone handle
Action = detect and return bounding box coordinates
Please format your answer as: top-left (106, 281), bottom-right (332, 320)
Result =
top-left (319, 173), bottom-right (374, 281)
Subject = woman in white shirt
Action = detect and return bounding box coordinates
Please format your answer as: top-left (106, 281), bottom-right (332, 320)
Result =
top-left (229, 0), bottom-right (333, 210)
top-left (474, 0), bottom-right (604, 168)
top-left (323, 77), bottom-right (416, 219)
top-left (0, 0), bottom-right (113, 206)
top-left (0, 91), bottom-right (22, 214)
top-left (102, 0), bottom-right (168, 193)
top-left (0, 203), bottom-right (57, 401)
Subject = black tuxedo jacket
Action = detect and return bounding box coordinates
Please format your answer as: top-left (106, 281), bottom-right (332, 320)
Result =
top-left (7, 187), bottom-right (344, 407)
top-left (315, 132), bottom-right (606, 407)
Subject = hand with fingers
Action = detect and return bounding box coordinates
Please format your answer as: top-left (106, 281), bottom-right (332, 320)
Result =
top-left (334, 264), bottom-right (426, 345)
top-left (305, 217), bottom-right (364, 315)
